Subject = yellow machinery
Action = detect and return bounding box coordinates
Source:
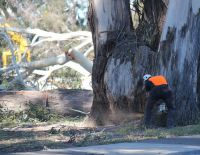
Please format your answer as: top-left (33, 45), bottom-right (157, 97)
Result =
top-left (0, 23), bottom-right (31, 67)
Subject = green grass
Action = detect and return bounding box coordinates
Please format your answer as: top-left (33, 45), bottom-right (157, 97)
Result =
top-left (0, 103), bottom-right (85, 130)
top-left (1, 106), bottom-right (200, 153)
top-left (74, 122), bottom-right (200, 147)
top-left (113, 123), bottom-right (200, 142)
top-left (0, 121), bottom-right (200, 153)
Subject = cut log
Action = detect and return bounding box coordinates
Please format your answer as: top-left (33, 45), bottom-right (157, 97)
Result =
top-left (0, 89), bottom-right (93, 116)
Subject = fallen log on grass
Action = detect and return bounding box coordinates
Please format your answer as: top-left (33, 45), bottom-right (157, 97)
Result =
top-left (0, 89), bottom-right (93, 116)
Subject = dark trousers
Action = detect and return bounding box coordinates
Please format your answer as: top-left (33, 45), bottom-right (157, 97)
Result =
top-left (144, 85), bottom-right (175, 128)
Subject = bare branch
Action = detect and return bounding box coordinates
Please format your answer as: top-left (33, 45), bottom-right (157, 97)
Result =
top-left (20, 54), bottom-right (69, 70)
top-left (0, 32), bottom-right (23, 83)
top-left (74, 39), bottom-right (92, 50)
top-left (32, 70), bottom-right (48, 76)
top-left (84, 46), bottom-right (94, 57)
top-left (0, 27), bottom-right (94, 90)
top-left (66, 49), bottom-right (93, 73)
top-left (0, 27), bottom-right (91, 39)
top-left (0, 70), bottom-right (32, 90)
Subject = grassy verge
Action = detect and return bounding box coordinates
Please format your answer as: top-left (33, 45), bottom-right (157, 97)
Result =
top-left (0, 105), bottom-right (200, 153)
top-left (0, 120), bottom-right (200, 153)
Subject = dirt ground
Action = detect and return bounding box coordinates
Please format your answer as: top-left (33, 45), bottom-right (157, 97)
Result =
top-left (0, 114), bottom-right (144, 153)
top-left (1, 114), bottom-right (200, 153)
top-left (0, 90), bottom-right (93, 116)
top-left (0, 90), bottom-right (146, 153)
top-left (1, 90), bottom-right (200, 153)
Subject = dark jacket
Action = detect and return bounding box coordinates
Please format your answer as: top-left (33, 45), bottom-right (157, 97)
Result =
top-left (145, 80), bottom-right (155, 92)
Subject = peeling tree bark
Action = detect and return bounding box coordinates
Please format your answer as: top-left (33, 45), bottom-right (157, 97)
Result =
top-left (88, 0), bottom-right (134, 124)
top-left (126, 1), bottom-right (168, 114)
top-left (132, 0), bottom-right (200, 125)
top-left (155, 0), bottom-right (200, 125)
top-left (88, 0), bottom-right (167, 125)
top-left (136, 0), bottom-right (168, 51)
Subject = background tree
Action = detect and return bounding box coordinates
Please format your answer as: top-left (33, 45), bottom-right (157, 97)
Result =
top-left (0, 0), bottom-right (94, 91)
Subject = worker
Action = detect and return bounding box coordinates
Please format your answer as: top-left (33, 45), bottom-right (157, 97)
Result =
top-left (143, 74), bottom-right (175, 128)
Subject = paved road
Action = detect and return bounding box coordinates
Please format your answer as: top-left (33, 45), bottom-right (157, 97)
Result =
top-left (2, 136), bottom-right (200, 155)
top-left (141, 135), bottom-right (200, 146)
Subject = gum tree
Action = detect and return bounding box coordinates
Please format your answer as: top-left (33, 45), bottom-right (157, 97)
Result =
top-left (88, 0), bottom-right (200, 126)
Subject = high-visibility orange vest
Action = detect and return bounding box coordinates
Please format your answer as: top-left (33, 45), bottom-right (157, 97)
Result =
top-left (148, 75), bottom-right (168, 86)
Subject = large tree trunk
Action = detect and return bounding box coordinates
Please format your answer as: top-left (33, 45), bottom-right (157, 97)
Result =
top-left (155, 0), bottom-right (200, 125)
top-left (88, 0), bottom-right (134, 124)
top-left (88, 0), bottom-right (167, 125)
top-left (134, 0), bottom-right (200, 125)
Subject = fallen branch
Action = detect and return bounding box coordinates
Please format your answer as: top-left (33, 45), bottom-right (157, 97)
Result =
top-left (19, 49), bottom-right (92, 73)
top-left (20, 54), bottom-right (69, 70)
top-left (73, 39), bottom-right (92, 51)
top-left (84, 46), bottom-right (94, 57)
top-left (0, 27), bottom-right (92, 38)
top-left (0, 27), bottom-right (93, 90)
top-left (67, 49), bottom-right (93, 73)
top-left (68, 108), bottom-right (90, 115)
